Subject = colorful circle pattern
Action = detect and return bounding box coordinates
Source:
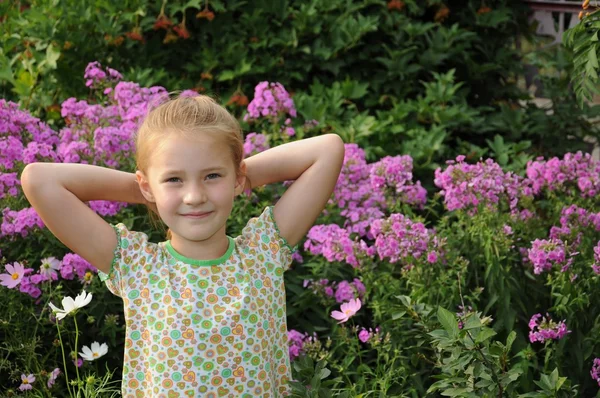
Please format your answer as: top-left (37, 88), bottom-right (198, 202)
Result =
top-left (98, 207), bottom-right (296, 397)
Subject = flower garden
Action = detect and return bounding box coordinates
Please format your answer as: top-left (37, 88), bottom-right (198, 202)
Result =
top-left (3, 1), bottom-right (600, 397)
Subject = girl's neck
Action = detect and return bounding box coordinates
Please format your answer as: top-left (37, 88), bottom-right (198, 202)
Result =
top-left (168, 228), bottom-right (230, 262)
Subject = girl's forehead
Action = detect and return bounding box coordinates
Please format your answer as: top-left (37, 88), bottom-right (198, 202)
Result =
top-left (149, 134), bottom-right (233, 172)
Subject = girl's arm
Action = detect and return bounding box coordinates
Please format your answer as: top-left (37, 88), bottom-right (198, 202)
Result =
top-left (21, 163), bottom-right (145, 273)
top-left (243, 133), bottom-right (345, 247)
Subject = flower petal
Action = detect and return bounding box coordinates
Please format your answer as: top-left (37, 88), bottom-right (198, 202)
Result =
top-left (61, 296), bottom-right (76, 313)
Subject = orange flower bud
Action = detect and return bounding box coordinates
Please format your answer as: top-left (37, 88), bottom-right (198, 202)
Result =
top-left (583, 0), bottom-right (590, 9)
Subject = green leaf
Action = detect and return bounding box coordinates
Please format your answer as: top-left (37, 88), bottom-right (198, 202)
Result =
top-left (475, 327), bottom-right (496, 343)
top-left (437, 306), bottom-right (459, 338)
top-left (44, 44), bottom-right (61, 70)
top-left (588, 46), bottom-right (599, 69)
top-left (505, 331), bottom-right (516, 353)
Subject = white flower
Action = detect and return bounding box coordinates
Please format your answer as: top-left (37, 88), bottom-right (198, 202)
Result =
top-left (40, 257), bottom-right (61, 279)
top-left (49, 291), bottom-right (93, 320)
top-left (79, 342), bottom-right (108, 361)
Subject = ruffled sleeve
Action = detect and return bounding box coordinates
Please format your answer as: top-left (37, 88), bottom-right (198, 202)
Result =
top-left (236, 206), bottom-right (298, 272)
top-left (97, 223), bottom-right (155, 298)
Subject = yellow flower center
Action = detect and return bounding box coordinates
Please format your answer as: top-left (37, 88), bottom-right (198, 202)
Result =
top-left (84, 272), bottom-right (93, 281)
top-left (93, 352), bottom-right (99, 357)
top-left (23, 379), bottom-right (29, 384)
top-left (12, 273), bottom-right (19, 280)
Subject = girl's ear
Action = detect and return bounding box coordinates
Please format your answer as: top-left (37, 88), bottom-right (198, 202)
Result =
top-left (234, 161), bottom-right (248, 196)
top-left (136, 170), bottom-right (156, 203)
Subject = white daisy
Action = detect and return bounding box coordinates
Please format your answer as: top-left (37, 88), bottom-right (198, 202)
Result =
top-left (48, 291), bottom-right (93, 320)
top-left (79, 342), bottom-right (108, 361)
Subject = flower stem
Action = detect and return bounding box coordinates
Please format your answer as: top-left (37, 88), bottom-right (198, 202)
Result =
top-left (74, 316), bottom-right (82, 395)
top-left (56, 322), bottom-right (75, 398)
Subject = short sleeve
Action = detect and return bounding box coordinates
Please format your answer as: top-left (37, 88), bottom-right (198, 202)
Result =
top-left (97, 223), bottom-right (155, 298)
top-left (237, 206), bottom-right (298, 271)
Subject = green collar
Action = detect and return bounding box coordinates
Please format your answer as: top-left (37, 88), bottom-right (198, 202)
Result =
top-left (165, 236), bottom-right (234, 266)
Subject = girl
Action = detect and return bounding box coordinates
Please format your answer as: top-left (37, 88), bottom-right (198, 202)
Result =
top-left (21, 95), bottom-right (345, 397)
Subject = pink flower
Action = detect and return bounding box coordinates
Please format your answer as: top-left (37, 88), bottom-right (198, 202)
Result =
top-left (39, 257), bottom-right (61, 280)
top-left (19, 373), bottom-right (35, 391)
top-left (358, 329), bottom-right (371, 343)
top-left (47, 368), bottom-right (61, 388)
top-left (0, 262), bottom-right (29, 288)
top-left (331, 298), bottom-right (361, 323)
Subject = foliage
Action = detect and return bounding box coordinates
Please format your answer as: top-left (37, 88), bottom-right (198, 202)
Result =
top-left (3, 63), bottom-right (600, 396)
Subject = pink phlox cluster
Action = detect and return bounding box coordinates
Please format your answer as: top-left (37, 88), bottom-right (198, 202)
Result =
top-left (19, 274), bottom-right (42, 299)
top-left (179, 89), bottom-right (199, 98)
top-left (304, 224), bottom-right (374, 268)
top-left (243, 132), bottom-right (270, 157)
top-left (0, 172), bottom-right (20, 199)
top-left (370, 213), bottom-right (444, 265)
top-left (592, 242), bottom-right (600, 274)
top-left (369, 155), bottom-right (427, 208)
top-left (527, 239), bottom-right (571, 274)
top-left (526, 151), bottom-right (600, 197)
top-left (84, 61), bottom-right (122, 88)
top-left (60, 253), bottom-right (94, 281)
top-left (304, 278), bottom-right (366, 303)
top-left (244, 82), bottom-right (297, 122)
top-left (591, 358), bottom-right (600, 386)
top-left (1, 207), bottom-right (45, 238)
top-left (89, 200), bottom-right (128, 217)
top-left (333, 145), bottom-right (427, 237)
top-left (22, 141), bottom-right (58, 164)
top-left (528, 313), bottom-right (570, 343)
top-left (0, 135), bottom-right (24, 169)
top-left (287, 329), bottom-right (316, 360)
top-left (333, 144), bottom-right (386, 237)
top-left (358, 326), bottom-right (381, 343)
top-left (112, 81), bottom-right (168, 123)
top-left (434, 155), bottom-right (531, 214)
top-left (57, 141), bottom-right (93, 164)
top-left (93, 126), bottom-right (134, 167)
top-left (0, 99), bottom-right (58, 147)
top-left (530, 205), bottom-right (600, 274)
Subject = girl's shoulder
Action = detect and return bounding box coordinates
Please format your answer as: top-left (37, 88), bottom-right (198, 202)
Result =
top-left (98, 223), bottom-right (163, 283)
top-left (234, 206), bottom-right (297, 269)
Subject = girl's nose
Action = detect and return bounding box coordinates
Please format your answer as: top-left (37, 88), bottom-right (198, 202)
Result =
top-left (183, 184), bottom-right (207, 205)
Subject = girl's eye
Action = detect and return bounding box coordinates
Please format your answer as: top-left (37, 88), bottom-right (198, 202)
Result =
top-left (206, 173), bottom-right (220, 180)
top-left (165, 177), bottom-right (181, 183)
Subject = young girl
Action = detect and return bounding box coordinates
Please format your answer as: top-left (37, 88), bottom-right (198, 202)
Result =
top-left (21, 95), bottom-right (345, 397)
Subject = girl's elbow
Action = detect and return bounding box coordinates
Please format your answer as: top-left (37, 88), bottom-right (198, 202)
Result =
top-left (21, 163), bottom-right (49, 193)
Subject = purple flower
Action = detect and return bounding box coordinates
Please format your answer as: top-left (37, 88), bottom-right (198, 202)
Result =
top-left (288, 329), bottom-right (315, 360)
top-left (526, 152), bottom-right (600, 198)
top-left (243, 132), bottom-right (269, 157)
top-left (528, 313), bottom-right (570, 343)
top-left (527, 239), bottom-right (568, 274)
top-left (0, 262), bottom-right (31, 288)
top-left (19, 374), bottom-right (35, 391)
top-left (370, 213), bottom-right (445, 265)
top-left (434, 156), bottom-right (531, 214)
top-left (591, 358), bottom-right (600, 386)
top-left (47, 368), bottom-right (61, 388)
top-left (244, 82), bottom-right (297, 122)
top-left (1, 207), bottom-right (45, 238)
top-left (358, 329), bottom-right (371, 343)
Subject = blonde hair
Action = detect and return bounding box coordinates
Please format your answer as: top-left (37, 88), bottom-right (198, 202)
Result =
top-left (136, 94), bottom-right (247, 240)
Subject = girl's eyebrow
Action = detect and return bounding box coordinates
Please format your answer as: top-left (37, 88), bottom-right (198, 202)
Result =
top-left (161, 166), bottom-right (227, 175)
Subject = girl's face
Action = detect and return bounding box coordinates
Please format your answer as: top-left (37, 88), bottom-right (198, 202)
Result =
top-left (137, 133), bottom-right (245, 246)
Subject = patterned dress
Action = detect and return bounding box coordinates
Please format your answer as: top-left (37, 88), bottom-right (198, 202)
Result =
top-left (98, 206), bottom-right (296, 397)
